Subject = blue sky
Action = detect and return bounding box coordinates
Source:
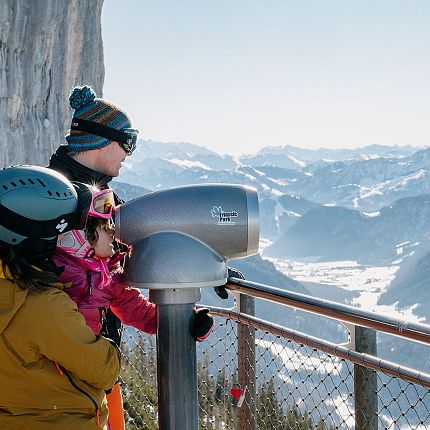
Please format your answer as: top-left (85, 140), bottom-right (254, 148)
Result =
top-left (102, 1), bottom-right (430, 155)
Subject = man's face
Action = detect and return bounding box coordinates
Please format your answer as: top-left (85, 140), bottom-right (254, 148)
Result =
top-left (95, 141), bottom-right (131, 177)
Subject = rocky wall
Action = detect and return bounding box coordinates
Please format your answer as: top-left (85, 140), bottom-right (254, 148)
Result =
top-left (0, 0), bottom-right (105, 166)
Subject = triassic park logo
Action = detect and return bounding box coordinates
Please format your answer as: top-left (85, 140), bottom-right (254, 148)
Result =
top-left (211, 206), bottom-right (238, 225)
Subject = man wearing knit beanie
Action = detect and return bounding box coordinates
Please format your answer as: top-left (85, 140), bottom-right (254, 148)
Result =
top-left (48, 85), bottom-right (139, 430)
top-left (50, 85), bottom-right (139, 178)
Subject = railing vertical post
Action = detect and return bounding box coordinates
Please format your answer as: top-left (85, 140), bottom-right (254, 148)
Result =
top-left (237, 294), bottom-right (256, 430)
top-left (354, 326), bottom-right (378, 430)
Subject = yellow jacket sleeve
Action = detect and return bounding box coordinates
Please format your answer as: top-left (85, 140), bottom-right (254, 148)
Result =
top-left (25, 287), bottom-right (121, 390)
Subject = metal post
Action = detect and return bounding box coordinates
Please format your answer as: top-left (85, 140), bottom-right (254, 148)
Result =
top-left (354, 326), bottom-right (378, 430)
top-left (150, 289), bottom-right (201, 430)
top-left (237, 294), bottom-right (256, 430)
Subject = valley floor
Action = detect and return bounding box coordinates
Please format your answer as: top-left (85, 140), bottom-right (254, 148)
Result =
top-left (262, 252), bottom-right (425, 324)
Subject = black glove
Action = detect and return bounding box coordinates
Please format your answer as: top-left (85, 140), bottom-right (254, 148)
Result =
top-left (214, 267), bottom-right (245, 299)
top-left (192, 308), bottom-right (214, 341)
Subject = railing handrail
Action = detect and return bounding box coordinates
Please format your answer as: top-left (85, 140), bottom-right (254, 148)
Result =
top-left (208, 306), bottom-right (430, 389)
top-left (226, 278), bottom-right (430, 345)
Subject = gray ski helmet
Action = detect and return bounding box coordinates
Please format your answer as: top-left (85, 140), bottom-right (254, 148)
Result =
top-left (0, 165), bottom-right (79, 245)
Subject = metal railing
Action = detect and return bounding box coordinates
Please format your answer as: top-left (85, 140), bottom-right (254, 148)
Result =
top-left (227, 278), bottom-right (430, 346)
top-left (119, 278), bottom-right (430, 429)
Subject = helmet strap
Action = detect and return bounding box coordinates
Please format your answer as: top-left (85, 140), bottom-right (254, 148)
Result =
top-left (0, 203), bottom-right (80, 240)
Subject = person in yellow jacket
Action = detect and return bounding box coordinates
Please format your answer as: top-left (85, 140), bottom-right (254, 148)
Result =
top-left (0, 166), bottom-right (121, 430)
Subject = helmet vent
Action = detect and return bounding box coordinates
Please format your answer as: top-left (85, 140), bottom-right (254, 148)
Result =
top-left (19, 179), bottom-right (26, 185)
top-left (10, 182), bottom-right (17, 187)
top-left (28, 179), bottom-right (35, 185)
top-left (47, 190), bottom-right (53, 196)
top-left (36, 178), bottom-right (46, 187)
top-left (2, 185), bottom-right (8, 190)
top-left (56, 192), bottom-right (60, 197)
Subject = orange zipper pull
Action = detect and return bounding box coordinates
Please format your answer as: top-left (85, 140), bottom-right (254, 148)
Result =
top-left (54, 361), bottom-right (64, 375)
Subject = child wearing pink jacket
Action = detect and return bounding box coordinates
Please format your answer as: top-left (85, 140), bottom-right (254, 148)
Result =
top-left (54, 230), bottom-right (157, 336)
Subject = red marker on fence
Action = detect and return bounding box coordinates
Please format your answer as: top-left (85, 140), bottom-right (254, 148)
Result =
top-left (231, 384), bottom-right (247, 407)
top-left (230, 385), bottom-right (242, 399)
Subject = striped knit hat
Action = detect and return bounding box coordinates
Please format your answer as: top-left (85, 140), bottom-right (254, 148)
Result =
top-left (65, 85), bottom-right (132, 152)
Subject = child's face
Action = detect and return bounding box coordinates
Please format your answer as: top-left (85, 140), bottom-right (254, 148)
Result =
top-left (93, 222), bottom-right (115, 259)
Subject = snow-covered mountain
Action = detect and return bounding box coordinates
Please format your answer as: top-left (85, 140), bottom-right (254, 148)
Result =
top-left (120, 140), bottom-right (236, 188)
top-left (240, 144), bottom-right (420, 170)
top-left (287, 148), bottom-right (430, 210)
top-left (265, 194), bottom-right (430, 264)
top-left (119, 140), bottom-right (430, 215)
top-left (378, 243), bottom-right (430, 320)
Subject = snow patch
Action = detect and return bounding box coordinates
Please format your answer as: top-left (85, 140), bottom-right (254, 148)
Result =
top-left (362, 211), bottom-right (381, 217)
top-left (360, 184), bottom-right (384, 199)
top-left (253, 169), bottom-right (266, 177)
top-left (259, 238), bottom-right (273, 251)
top-left (271, 189), bottom-right (283, 197)
top-left (286, 210), bottom-right (301, 217)
top-left (361, 153), bottom-right (381, 160)
top-left (256, 339), bottom-right (342, 376)
top-left (268, 177), bottom-right (287, 186)
top-left (167, 158), bottom-right (212, 170)
top-left (389, 169), bottom-right (427, 190)
top-left (243, 173), bottom-right (257, 181)
top-left (287, 155), bottom-right (307, 168)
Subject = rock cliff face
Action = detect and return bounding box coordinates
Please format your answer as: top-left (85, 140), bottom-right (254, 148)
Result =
top-left (0, 0), bottom-right (104, 166)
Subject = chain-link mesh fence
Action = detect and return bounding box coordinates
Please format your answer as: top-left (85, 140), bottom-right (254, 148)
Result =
top-left (120, 314), bottom-right (430, 429)
top-left (120, 328), bottom-right (158, 430)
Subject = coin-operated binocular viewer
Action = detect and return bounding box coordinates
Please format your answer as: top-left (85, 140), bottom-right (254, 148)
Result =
top-left (115, 184), bottom-right (259, 430)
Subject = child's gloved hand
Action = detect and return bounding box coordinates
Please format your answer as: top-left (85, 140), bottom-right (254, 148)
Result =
top-left (192, 308), bottom-right (214, 342)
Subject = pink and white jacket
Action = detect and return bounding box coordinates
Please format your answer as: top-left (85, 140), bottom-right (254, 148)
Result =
top-left (53, 249), bottom-right (157, 335)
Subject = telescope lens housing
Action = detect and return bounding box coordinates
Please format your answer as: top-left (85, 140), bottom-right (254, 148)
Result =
top-left (116, 184), bottom-right (259, 260)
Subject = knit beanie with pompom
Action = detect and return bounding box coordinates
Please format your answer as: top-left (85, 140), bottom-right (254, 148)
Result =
top-left (65, 85), bottom-right (132, 152)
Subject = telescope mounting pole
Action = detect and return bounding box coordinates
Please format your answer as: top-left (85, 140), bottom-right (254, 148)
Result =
top-left (150, 288), bottom-right (201, 430)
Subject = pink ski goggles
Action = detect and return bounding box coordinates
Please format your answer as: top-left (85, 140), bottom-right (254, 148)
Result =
top-left (87, 188), bottom-right (115, 219)
top-left (72, 182), bottom-right (116, 229)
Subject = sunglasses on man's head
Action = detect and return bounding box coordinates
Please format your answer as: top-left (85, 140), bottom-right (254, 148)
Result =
top-left (70, 118), bottom-right (139, 154)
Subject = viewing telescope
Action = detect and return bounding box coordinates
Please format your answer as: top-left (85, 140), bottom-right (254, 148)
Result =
top-left (115, 183), bottom-right (259, 289)
top-left (114, 183), bottom-right (260, 430)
